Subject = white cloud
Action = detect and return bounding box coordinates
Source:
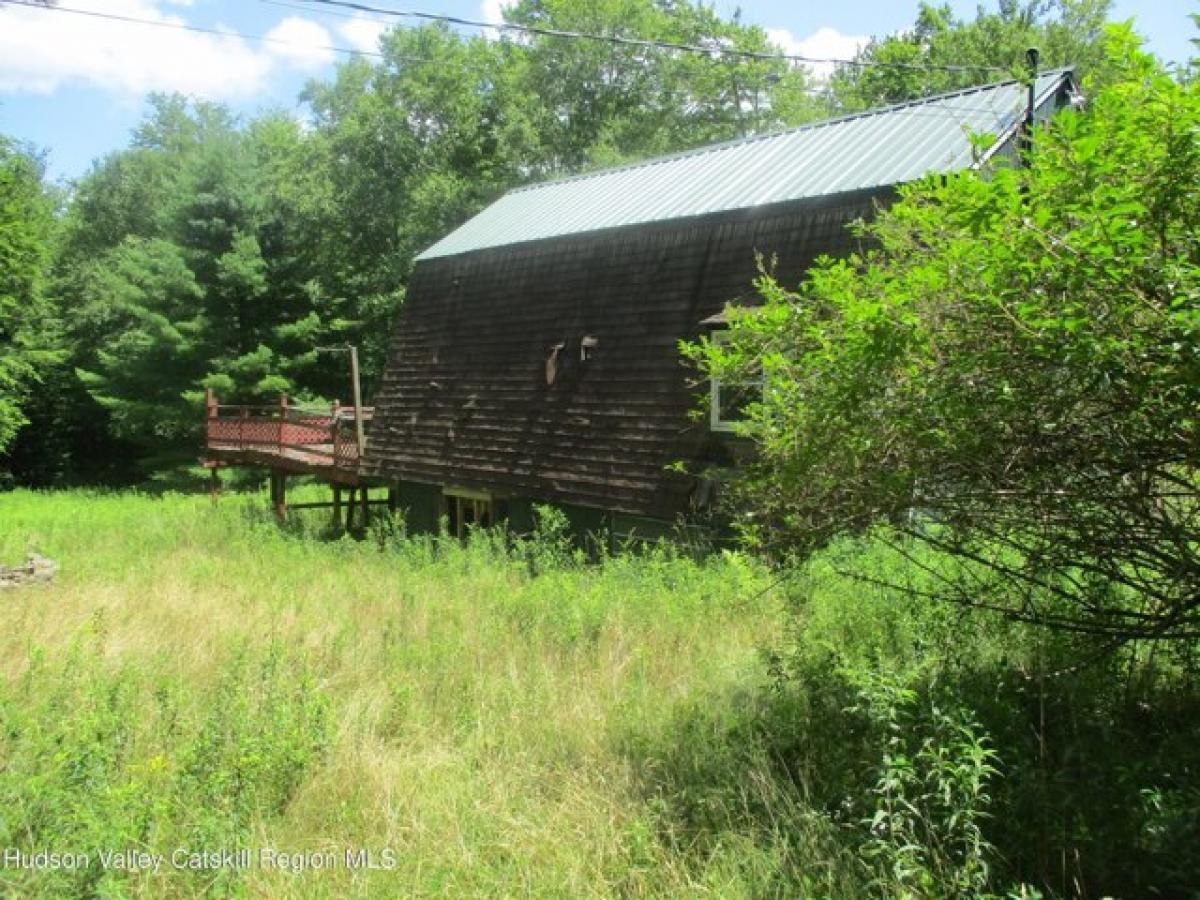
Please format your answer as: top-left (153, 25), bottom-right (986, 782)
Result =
top-left (337, 14), bottom-right (388, 54)
top-left (0, 0), bottom-right (335, 100)
top-left (479, 0), bottom-right (516, 38)
top-left (479, 0), bottom-right (511, 26)
top-left (767, 26), bottom-right (869, 80)
top-left (264, 16), bottom-right (335, 69)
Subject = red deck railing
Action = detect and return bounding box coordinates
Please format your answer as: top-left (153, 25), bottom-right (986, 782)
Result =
top-left (204, 389), bottom-right (372, 471)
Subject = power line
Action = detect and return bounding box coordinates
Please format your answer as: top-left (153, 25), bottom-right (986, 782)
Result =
top-left (257, 0), bottom-right (833, 102)
top-left (1, 0), bottom-right (1022, 109)
top-left (276, 0), bottom-right (1028, 114)
top-left (260, 0), bottom-right (388, 28)
top-left (294, 0), bottom-right (1011, 75)
top-left (257, 0), bottom-right (871, 104)
top-left (259, 0), bottom-right (835, 99)
top-left (2, 0), bottom-right (1015, 85)
top-left (255, 4), bottom-right (1023, 113)
top-left (0, 0), bottom-right (388, 60)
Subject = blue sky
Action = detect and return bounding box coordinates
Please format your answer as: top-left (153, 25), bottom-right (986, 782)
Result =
top-left (1, 0), bottom-right (1195, 182)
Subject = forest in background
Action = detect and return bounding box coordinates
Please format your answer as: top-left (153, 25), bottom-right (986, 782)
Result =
top-left (1, 0), bottom-right (1114, 486)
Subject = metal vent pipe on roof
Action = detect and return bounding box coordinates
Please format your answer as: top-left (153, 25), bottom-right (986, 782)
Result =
top-left (1022, 47), bottom-right (1040, 156)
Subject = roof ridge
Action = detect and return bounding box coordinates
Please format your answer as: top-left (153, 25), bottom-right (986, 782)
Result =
top-left (506, 67), bottom-right (1074, 196)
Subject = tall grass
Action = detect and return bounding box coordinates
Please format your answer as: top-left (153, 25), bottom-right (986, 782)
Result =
top-left (0, 490), bottom-right (801, 897)
top-left (1, 491), bottom-right (1196, 897)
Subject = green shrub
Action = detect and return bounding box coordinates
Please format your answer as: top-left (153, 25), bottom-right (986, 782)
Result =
top-left (852, 670), bottom-right (998, 897)
top-left (0, 629), bottom-right (330, 897)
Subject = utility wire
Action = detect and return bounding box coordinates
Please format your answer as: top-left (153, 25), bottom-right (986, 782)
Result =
top-left (294, 0), bottom-right (1011, 74)
top-left (2, 0), bottom-right (1024, 110)
top-left (0, 0), bottom-right (389, 60)
top-left (3, 0), bottom-right (1017, 84)
top-left (260, 0), bottom-right (840, 99)
top-left (259, 0), bottom-right (840, 99)
top-left (261, 0), bottom-right (389, 27)
top-left (261, 0), bottom-right (1033, 113)
top-left (279, 0), bottom-right (1025, 113)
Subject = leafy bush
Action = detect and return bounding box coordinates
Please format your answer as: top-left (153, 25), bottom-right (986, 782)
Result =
top-left (525, 503), bottom-right (578, 575)
top-left (760, 534), bottom-right (1200, 897)
top-left (688, 29), bottom-right (1200, 641)
top-left (852, 670), bottom-right (998, 897)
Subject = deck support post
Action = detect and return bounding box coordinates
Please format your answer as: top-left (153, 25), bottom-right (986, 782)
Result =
top-left (345, 486), bottom-right (356, 531)
top-left (387, 487), bottom-right (398, 514)
top-left (209, 466), bottom-right (220, 505)
top-left (360, 485), bottom-right (369, 527)
top-left (332, 485), bottom-right (343, 531)
top-left (271, 470), bottom-right (287, 523)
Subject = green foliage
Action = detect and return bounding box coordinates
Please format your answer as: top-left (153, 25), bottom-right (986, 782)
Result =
top-left (9, 1), bottom-right (830, 484)
top-left (0, 629), bottom-right (329, 897)
top-left (683, 530), bottom-right (1200, 897)
top-left (526, 502), bottom-right (577, 574)
top-left (852, 671), bottom-right (998, 897)
top-left (1, 490), bottom-right (1198, 895)
top-left (692, 31), bottom-right (1200, 640)
top-left (502, 0), bottom-right (822, 170)
top-left (71, 238), bottom-right (206, 449)
top-left (0, 137), bottom-right (58, 456)
top-left (44, 102), bottom-right (313, 471)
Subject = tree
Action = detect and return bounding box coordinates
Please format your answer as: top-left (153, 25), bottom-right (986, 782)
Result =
top-left (830, 0), bottom-right (1113, 110)
top-left (501, 0), bottom-right (822, 171)
top-left (45, 97), bottom-right (330, 473)
top-left (9, 0), bottom-right (1123, 484)
top-left (301, 28), bottom-right (509, 382)
top-left (72, 238), bottom-right (205, 463)
top-left (0, 137), bottom-right (56, 456)
top-left (692, 29), bottom-right (1200, 641)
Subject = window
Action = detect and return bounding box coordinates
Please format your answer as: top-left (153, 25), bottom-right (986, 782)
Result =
top-left (709, 329), bottom-right (761, 433)
top-left (442, 486), bottom-right (494, 538)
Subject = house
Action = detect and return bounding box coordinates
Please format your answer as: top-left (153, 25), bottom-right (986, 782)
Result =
top-left (361, 69), bottom-right (1077, 539)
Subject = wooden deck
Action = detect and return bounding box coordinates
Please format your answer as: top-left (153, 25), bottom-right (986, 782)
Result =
top-left (204, 391), bottom-right (390, 526)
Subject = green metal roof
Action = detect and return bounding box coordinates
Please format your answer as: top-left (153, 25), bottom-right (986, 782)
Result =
top-left (418, 69), bottom-right (1074, 261)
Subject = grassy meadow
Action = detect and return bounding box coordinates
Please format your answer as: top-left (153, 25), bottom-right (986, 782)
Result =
top-left (1, 489), bottom-right (1197, 898)
top-left (0, 488), bottom-right (794, 897)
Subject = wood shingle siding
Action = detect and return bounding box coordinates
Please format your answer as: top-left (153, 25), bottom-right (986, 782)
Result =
top-left (363, 189), bottom-right (888, 519)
